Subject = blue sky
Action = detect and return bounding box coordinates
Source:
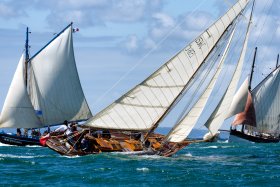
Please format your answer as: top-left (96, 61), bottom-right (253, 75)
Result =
top-left (0, 0), bottom-right (279, 133)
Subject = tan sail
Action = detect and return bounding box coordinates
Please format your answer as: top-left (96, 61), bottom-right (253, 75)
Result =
top-left (83, 0), bottom-right (250, 131)
top-left (232, 90), bottom-right (256, 126)
top-left (226, 77), bottom-right (249, 119)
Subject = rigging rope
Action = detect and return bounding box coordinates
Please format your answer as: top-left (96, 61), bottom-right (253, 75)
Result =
top-left (89, 0), bottom-right (207, 108)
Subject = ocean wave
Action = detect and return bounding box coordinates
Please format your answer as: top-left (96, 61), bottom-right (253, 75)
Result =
top-left (0, 153), bottom-right (35, 159)
top-left (0, 143), bottom-right (16, 147)
top-left (25, 145), bottom-right (42, 148)
top-left (206, 146), bottom-right (218, 148)
top-left (184, 153), bottom-right (193, 157)
top-left (136, 167), bottom-right (149, 171)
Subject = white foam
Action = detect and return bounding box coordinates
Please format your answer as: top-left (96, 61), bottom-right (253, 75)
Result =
top-left (184, 153), bottom-right (193, 157)
top-left (0, 153), bottom-right (35, 159)
top-left (136, 167), bottom-right (149, 171)
top-left (25, 145), bottom-right (42, 148)
top-left (0, 143), bottom-right (15, 147)
top-left (206, 146), bottom-right (218, 148)
top-left (61, 155), bottom-right (80, 158)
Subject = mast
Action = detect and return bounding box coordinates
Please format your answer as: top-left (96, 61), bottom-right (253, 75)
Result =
top-left (248, 47), bottom-right (258, 92)
top-left (25, 27), bottom-right (29, 87)
top-left (248, 47), bottom-right (257, 91)
top-left (276, 54), bottom-right (279, 68)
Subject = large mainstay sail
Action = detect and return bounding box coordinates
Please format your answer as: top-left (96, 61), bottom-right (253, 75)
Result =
top-left (248, 68), bottom-right (280, 133)
top-left (29, 25), bottom-right (92, 126)
top-left (0, 24), bottom-right (92, 128)
top-left (84, 0), bottom-right (250, 131)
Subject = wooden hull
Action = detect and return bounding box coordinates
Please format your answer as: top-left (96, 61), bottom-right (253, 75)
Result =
top-left (0, 132), bottom-right (42, 146)
top-left (43, 131), bottom-right (190, 157)
top-left (229, 129), bottom-right (279, 143)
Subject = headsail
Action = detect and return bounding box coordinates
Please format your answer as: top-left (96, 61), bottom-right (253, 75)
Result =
top-left (204, 7), bottom-right (253, 135)
top-left (232, 90), bottom-right (256, 127)
top-left (83, 0), bottom-right (250, 131)
top-left (226, 77), bottom-right (249, 118)
top-left (29, 24), bottom-right (92, 126)
top-left (165, 21), bottom-right (238, 143)
top-left (0, 54), bottom-right (43, 128)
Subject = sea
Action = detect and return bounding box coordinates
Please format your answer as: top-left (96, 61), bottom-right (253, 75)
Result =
top-left (1, 141), bottom-right (280, 187)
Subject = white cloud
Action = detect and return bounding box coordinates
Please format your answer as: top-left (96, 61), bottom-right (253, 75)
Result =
top-left (0, 1), bottom-right (28, 19)
top-left (123, 35), bottom-right (139, 52)
top-left (152, 13), bottom-right (175, 27)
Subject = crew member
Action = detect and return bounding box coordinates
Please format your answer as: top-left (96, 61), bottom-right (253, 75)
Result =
top-left (81, 135), bottom-right (89, 152)
top-left (16, 128), bottom-right (21, 136)
top-left (55, 120), bottom-right (77, 149)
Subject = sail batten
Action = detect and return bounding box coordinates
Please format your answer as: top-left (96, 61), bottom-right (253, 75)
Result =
top-left (83, 0), bottom-right (250, 131)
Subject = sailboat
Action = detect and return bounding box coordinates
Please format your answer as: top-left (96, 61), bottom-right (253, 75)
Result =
top-left (44, 0), bottom-right (254, 156)
top-left (228, 48), bottom-right (280, 143)
top-left (0, 23), bottom-right (92, 146)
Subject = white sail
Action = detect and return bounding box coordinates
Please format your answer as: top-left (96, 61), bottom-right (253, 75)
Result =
top-left (226, 77), bottom-right (249, 119)
top-left (0, 54), bottom-right (43, 128)
top-left (29, 24), bottom-right (92, 126)
top-left (83, 0), bottom-right (250, 131)
top-left (165, 23), bottom-right (238, 143)
top-left (204, 10), bottom-right (252, 136)
top-left (249, 68), bottom-right (280, 133)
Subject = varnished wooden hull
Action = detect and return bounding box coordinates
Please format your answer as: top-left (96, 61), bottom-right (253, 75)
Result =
top-left (43, 131), bottom-right (190, 157)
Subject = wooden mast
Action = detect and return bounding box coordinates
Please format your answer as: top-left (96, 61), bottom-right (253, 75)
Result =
top-left (24, 27), bottom-right (29, 137)
top-left (276, 54), bottom-right (279, 68)
top-left (248, 47), bottom-right (257, 91)
top-left (24, 27), bottom-right (29, 87)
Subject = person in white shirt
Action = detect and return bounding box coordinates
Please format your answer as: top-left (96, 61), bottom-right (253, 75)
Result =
top-left (55, 120), bottom-right (77, 149)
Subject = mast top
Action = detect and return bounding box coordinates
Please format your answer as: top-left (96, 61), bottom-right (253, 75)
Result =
top-left (25, 27), bottom-right (29, 60)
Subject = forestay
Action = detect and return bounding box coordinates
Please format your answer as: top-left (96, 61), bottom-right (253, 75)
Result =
top-left (83, 0), bottom-right (250, 131)
top-left (0, 54), bottom-right (43, 128)
top-left (204, 7), bottom-right (252, 136)
top-left (248, 68), bottom-right (280, 133)
top-left (29, 25), bottom-right (92, 126)
top-left (165, 22), bottom-right (238, 143)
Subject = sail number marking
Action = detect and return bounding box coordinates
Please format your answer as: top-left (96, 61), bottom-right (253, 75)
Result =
top-left (195, 36), bottom-right (206, 49)
top-left (185, 45), bottom-right (196, 58)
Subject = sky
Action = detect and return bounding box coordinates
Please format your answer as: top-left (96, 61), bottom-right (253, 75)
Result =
top-left (0, 0), bottom-right (280, 135)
